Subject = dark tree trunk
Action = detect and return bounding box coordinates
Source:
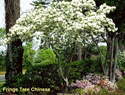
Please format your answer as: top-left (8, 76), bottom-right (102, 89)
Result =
top-left (109, 37), bottom-right (115, 82)
top-left (112, 38), bottom-right (118, 83)
top-left (104, 32), bottom-right (112, 76)
top-left (105, 32), bottom-right (116, 82)
top-left (5, 0), bottom-right (23, 80)
top-left (11, 39), bottom-right (23, 75)
top-left (104, 32), bottom-right (112, 75)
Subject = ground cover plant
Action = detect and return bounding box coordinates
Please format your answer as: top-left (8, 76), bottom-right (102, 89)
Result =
top-left (117, 76), bottom-right (125, 92)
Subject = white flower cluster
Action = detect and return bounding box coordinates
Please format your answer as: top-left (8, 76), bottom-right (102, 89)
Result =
top-left (97, 3), bottom-right (116, 14)
top-left (4, 0), bottom-right (118, 50)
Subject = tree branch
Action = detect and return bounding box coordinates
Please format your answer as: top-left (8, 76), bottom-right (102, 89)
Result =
top-left (66, 42), bottom-right (76, 78)
top-left (50, 44), bottom-right (65, 81)
top-left (101, 34), bottom-right (107, 43)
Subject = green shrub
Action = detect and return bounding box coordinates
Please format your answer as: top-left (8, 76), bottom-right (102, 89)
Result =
top-left (68, 59), bottom-right (102, 84)
top-left (3, 74), bottom-right (32, 94)
top-left (93, 89), bottom-right (125, 95)
top-left (3, 59), bottom-right (102, 94)
top-left (73, 88), bottom-right (125, 95)
top-left (26, 62), bottom-right (63, 89)
top-left (3, 62), bottom-right (63, 94)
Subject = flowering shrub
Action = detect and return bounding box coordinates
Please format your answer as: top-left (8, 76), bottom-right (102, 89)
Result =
top-left (4, 0), bottom-right (117, 48)
top-left (71, 79), bottom-right (99, 94)
top-left (71, 73), bottom-right (117, 94)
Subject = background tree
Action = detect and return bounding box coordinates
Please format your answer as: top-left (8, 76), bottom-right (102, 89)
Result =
top-left (94, 0), bottom-right (125, 82)
top-left (0, 53), bottom-right (5, 71)
top-left (4, 0), bottom-right (23, 80)
top-left (0, 28), bottom-right (6, 40)
top-left (22, 42), bottom-right (35, 69)
top-left (0, 28), bottom-right (6, 71)
top-left (34, 49), bottom-right (56, 65)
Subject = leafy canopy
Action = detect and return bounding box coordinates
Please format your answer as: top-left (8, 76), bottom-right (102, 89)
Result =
top-left (4, 0), bottom-right (118, 51)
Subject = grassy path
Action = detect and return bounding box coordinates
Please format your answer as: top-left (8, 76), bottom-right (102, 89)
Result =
top-left (0, 70), bottom-right (26, 75)
top-left (0, 71), bottom-right (6, 75)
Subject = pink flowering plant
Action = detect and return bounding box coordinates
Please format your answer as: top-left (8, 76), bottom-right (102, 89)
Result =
top-left (70, 73), bottom-right (117, 94)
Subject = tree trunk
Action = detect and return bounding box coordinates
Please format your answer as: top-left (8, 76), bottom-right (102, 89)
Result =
top-left (5, 0), bottom-right (23, 80)
top-left (52, 40), bottom-right (76, 92)
top-left (104, 51), bottom-right (108, 75)
top-left (5, 43), bottom-right (12, 80)
top-left (109, 37), bottom-right (115, 82)
top-left (78, 44), bottom-right (82, 60)
top-left (112, 37), bottom-right (118, 83)
top-left (104, 32), bottom-right (112, 77)
top-left (11, 39), bottom-right (23, 75)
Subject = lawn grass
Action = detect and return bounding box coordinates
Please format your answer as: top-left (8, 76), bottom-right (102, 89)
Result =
top-left (0, 69), bottom-right (26, 75)
top-left (0, 81), bottom-right (5, 83)
top-left (0, 71), bottom-right (6, 75)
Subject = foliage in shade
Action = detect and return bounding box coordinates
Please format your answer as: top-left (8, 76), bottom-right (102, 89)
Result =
top-left (0, 28), bottom-right (6, 40)
top-left (117, 76), bottom-right (125, 92)
top-left (2, 59), bottom-right (101, 91)
top-left (3, 62), bottom-right (62, 94)
top-left (0, 54), bottom-right (5, 71)
top-left (0, 28), bottom-right (6, 70)
top-left (30, 0), bottom-right (50, 6)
